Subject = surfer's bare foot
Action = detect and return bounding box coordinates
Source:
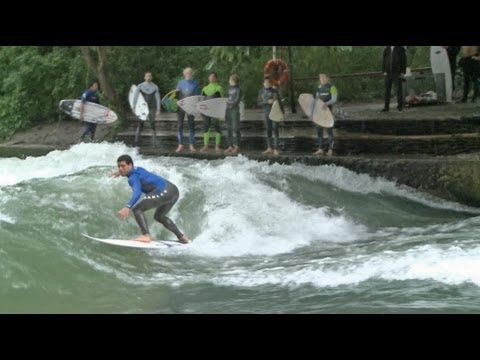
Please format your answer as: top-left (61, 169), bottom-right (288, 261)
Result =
top-left (189, 145), bottom-right (196, 153)
top-left (200, 146), bottom-right (209, 153)
top-left (134, 234), bottom-right (151, 243)
top-left (232, 146), bottom-right (240, 155)
top-left (262, 148), bottom-right (273, 155)
top-left (273, 149), bottom-right (280, 156)
top-left (224, 146), bottom-right (233, 154)
top-left (313, 149), bottom-right (324, 156)
top-left (175, 145), bottom-right (183, 153)
top-left (178, 235), bottom-right (191, 244)
top-left (215, 145), bottom-right (221, 153)
top-left (327, 149), bottom-right (334, 156)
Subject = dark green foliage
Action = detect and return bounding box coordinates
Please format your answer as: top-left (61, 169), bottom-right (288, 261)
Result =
top-left (0, 46), bottom-right (86, 139)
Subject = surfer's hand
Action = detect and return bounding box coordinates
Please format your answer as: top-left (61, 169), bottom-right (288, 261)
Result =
top-left (268, 99), bottom-right (274, 104)
top-left (118, 207), bottom-right (130, 220)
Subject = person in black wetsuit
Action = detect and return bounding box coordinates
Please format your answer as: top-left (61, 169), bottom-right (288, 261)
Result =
top-left (312, 73), bottom-right (337, 156)
top-left (224, 74), bottom-right (242, 155)
top-left (110, 154), bottom-right (191, 244)
top-left (132, 72), bottom-right (161, 147)
top-left (257, 76), bottom-right (284, 156)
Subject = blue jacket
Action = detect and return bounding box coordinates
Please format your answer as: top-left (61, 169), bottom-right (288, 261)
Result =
top-left (126, 167), bottom-right (168, 208)
top-left (176, 79), bottom-right (201, 99)
top-left (81, 89), bottom-right (99, 104)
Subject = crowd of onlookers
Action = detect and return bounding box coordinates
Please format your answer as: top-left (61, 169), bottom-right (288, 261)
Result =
top-left (77, 47), bottom-right (479, 157)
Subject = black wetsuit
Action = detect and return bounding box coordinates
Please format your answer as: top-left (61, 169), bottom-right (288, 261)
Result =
top-left (133, 82), bottom-right (161, 147)
top-left (225, 85), bottom-right (242, 147)
top-left (314, 83), bottom-right (337, 150)
top-left (258, 86), bottom-right (283, 149)
top-left (126, 166), bottom-right (184, 240)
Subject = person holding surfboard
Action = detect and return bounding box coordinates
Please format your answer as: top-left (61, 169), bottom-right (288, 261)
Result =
top-left (133, 72), bottom-right (161, 147)
top-left (224, 74), bottom-right (243, 155)
top-left (257, 76), bottom-right (283, 156)
top-left (380, 46), bottom-right (407, 112)
top-left (313, 73), bottom-right (337, 156)
top-left (110, 155), bottom-right (191, 244)
top-left (79, 81), bottom-right (100, 142)
top-left (176, 67), bottom-right (201, 153)
top-left (200, 71), bottom-right (224, 153)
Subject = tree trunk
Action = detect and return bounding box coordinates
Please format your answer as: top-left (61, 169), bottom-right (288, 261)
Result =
top-left (79, 46), bottom-right (120, 110)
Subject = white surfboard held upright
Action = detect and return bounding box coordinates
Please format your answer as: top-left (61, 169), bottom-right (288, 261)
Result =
top-left (298, 94), bottom-right (334, 128)
top-left (128, 85), bottom-right (149, 121)
top-left (430, 46), bottom-right (452, 103)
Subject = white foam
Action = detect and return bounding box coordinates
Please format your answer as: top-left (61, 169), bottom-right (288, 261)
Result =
top-left (207, 243), bottom-right (480, 289)
top-left (0, 142), bottom-right (138, 187)
top-left (143, 158), bottom-right (369, 257)
top-left (87, 154), bottom-right (475, 258)
top-left (0, 212), bottom-right (15, 224)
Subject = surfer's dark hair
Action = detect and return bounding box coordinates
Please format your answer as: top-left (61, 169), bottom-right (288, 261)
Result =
top-left (208, 71), bottom-right (218, 78)
top-left (117, 155), bottom-right (133, 165)
top-left (89, 80), bottom-right (99, 88)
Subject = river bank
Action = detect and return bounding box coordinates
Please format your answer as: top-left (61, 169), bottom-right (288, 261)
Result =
top-left (2, 101), bottom-right (480, 207)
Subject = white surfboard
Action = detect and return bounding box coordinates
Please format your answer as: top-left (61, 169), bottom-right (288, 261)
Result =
top-left (177, 95), bottom-right (204, 116)
top-left (269, 100), bottom-right (284, 122)
top-left (59, 100), bottom-right (118, 124)
top-left (195, 98), bottom-right (227, 119)
top-left (298, 94), bottom-right (334, 128)
top-left (81, 233), bottom-right (183, 249)
top-left (430, 46), bottom-right (452, 103)
top-left (129, 85), bottom-right (149, 121)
